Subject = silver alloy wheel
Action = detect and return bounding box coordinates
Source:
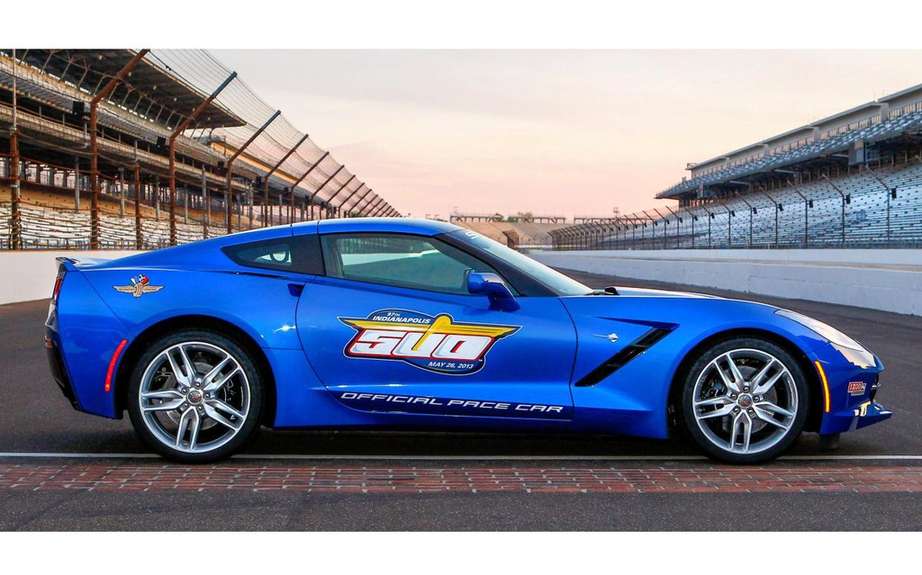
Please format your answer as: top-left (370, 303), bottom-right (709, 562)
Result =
top-left (138, 341), bottom-right (250, 454)
top-left (691, 348), bottom-right (798, 455)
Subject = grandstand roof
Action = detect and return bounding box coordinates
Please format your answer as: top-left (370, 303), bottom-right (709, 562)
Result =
top-left (2, 49), bottom-right (396, 218)
top-left (660, 81), bottom-right (922, 200)
top-left (690, 101), bottom-right (891, 173)
top-left (880, 81), bottom-right (922, 103)
top-left (7, 49), bottom-right (244, 130)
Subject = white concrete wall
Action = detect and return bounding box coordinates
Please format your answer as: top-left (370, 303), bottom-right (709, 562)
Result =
top-left (0, 251), bottom-right (139, 305)
top-left (4, 248), bottom-right (922, 316)
top-left (530, 249), bottom-right (922, 316)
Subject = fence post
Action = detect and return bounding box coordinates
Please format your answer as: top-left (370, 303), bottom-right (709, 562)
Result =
top-left (663, 206), bottom-right (678, 249)
top-left (887, 188), bottom-right (894, 246)
top-left (821, 176), bottom-right (847, 247)
top-left (759, 190), bottom-right (780, 248)
top-left (793, 190), bottom-right (809, 248)
top-left (691, 212), bottom-right (696, 249)
top-left (699, 206), bottom-right (714, 249)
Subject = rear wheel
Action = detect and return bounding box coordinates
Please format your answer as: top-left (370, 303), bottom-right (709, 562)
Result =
top-left (681, 338), bottom-right (808, 464)
top-left (127, 330), bottom-right (263, 463)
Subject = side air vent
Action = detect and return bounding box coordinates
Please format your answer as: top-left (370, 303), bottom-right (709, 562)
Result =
top-left (575, 327), bottom-right (674, 387)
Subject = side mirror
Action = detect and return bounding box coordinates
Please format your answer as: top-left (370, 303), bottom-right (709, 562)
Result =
top-left (467, 271), bottom-right (519, 311)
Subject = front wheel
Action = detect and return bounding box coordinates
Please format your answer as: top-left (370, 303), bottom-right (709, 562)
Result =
top-left (127, 329), bottom-right (263, 463)
top-left (681, 338), bottom-right (809, 464)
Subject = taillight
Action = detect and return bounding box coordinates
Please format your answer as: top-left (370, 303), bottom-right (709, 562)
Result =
top-left (52, 273), bottom-right (65, 302)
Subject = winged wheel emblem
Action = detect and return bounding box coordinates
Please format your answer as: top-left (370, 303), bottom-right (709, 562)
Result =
top-left (113, 274), bottom-right (164, 298)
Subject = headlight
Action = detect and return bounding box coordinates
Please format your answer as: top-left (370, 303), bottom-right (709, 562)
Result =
top-left (775, 309), bottom-right (876, 368)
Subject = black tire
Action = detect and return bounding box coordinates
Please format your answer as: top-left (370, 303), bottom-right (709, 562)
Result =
top-left (127, 329), bottom-right (263, 463)
top-left (680, 337), bottom-right (809, 464)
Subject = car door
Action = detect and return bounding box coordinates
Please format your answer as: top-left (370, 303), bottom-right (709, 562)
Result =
top-left (296, 232), bottom-right (577, 422)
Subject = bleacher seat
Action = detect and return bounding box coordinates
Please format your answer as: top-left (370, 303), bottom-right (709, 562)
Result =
top-left (587, 162), bottom-right (922, 250)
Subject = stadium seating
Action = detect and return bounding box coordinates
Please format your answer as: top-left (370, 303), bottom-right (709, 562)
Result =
top-left (659, 109), bottom-right (922, 200)
top-left (570, 162), bottom-right (922, 250)
top-left (0, 201), bottom-right (225, 250)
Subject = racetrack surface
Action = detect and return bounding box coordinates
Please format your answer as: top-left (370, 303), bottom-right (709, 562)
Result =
top-left (1, 268), bottom-right (920, 530)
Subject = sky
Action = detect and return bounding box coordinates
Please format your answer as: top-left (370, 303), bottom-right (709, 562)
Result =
top-left (215, 50), bottom-right (922, 220)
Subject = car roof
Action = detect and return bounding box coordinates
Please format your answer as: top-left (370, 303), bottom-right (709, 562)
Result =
top-left (299, 217), bottom-right (462, 237)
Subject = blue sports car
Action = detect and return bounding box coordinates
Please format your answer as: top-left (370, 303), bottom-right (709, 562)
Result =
top-left (44, 218), bottom-right (890, 463)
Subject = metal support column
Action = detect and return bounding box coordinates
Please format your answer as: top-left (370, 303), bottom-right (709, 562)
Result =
top-left (311, 165), bottom-right (345, 220)
top-left (74, 157), bottom-right (80, 210)
top-left (201, 167), bottom-right (209, 238)
top-left (326, 175), bottom-right (357, 217)
top-left (346, 186), bottom-right (372, 216)
top-left (734, 195), bottom-right (754, 248)
top-left (218, 111), bottom-right (280, 233)
top-left (792, 190), bottom-right (809, 248)
top-left (283, 151), bottom-right (329, 223)
top-left (89, 49), bottom-right (149, 249)
top-left (867, 169), bottom-right (893, 247)
top-left (355, 191), bottom-right (377, 215)
top-left (339, 184), bottom-right (366, 217)
top-left (366, 198), bottom-right (384, 216)
top-left (170, 72), bottom-right (237, 244)
top-left (257, 134), bottom-right (309, 226)
top-left (9, 49), bottom-right (21, 249)
top-left (822, 176), bottom-right (847, 247)
top-left (248, 185), bottom-right (254, 228)
top-left (118, 168), bottom-right (125, 217)
top-left (760, 190), bottom-right (781, 248)
top-left (662, 206), bottom-right (679, 249)
top-left (134, 163), bottom-right (143, 250)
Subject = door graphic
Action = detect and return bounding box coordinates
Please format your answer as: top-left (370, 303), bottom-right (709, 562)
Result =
top-left (339, 308), bottom-right (518, 375)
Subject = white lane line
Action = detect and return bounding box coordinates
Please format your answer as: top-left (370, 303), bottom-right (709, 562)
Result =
top-left (1, 452), bottom-right (922, 461)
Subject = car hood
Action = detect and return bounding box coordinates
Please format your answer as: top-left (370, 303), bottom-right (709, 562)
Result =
top-left (610, 286), bottom-right (721, 299)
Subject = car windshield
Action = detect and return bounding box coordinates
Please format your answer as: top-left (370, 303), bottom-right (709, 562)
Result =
top-left (446, 229), bottom-right (592, 296)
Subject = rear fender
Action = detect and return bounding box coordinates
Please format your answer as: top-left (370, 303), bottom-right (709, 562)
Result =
top-left (53, 269), bottom-right (128, 417)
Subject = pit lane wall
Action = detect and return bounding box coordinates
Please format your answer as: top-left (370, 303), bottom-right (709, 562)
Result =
top-left (529, 249), bottom-right (922, 316)
top-left (0, 250), bottom-right (139, 305)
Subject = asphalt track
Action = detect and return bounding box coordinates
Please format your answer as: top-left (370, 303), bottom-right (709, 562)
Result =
top-left (1, 268), bottom-right (920, 530)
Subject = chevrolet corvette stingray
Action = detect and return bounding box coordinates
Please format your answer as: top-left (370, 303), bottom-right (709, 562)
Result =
top-left (44, 218), bottom-right (890, 463)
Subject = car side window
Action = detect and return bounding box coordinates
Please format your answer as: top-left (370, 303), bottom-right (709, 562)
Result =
top-left (321, 233), bottom-right (498, 294)
top-left (222, 234), bottom-right (324, 275)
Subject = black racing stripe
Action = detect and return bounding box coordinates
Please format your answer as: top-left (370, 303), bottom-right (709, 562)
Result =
top-left (574, 327), bottom-right (674, 387)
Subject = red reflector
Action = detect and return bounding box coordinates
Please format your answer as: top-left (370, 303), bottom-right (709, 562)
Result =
top-left (105, 339), bottom-right (129, 393)
top-left (52, 275), bottom-right (64, 301)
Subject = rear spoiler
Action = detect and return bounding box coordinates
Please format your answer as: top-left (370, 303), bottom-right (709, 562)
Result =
top-left (55, 256), bottom-right (112, 271)
top-left (56, 257), bottom-right (78, 273)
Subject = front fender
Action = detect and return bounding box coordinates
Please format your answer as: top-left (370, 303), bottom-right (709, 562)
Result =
top-left (563, 295), bottom-right (846, 438)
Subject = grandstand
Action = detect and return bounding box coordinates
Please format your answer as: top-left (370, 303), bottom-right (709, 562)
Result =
top-left (450, 213), bottom-right (569, 248)
top-left (552, 81), bottom-right (922, 250)
top-left (1, 49), bottom-right (399, 250)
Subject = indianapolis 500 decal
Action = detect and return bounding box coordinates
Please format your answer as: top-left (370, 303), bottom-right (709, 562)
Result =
top-left (339, 309), bottom-right (519, 375)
